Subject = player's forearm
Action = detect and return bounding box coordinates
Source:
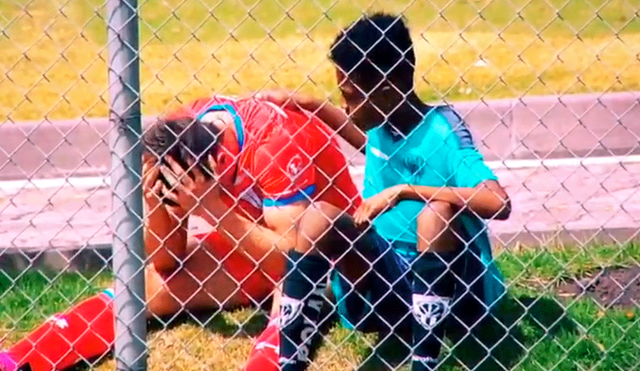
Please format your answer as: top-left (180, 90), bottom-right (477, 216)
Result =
top-left (298, 98), bottom-right (366, 152)
top-left (143, 206), bottom-right (188, 271)
top-left (199, 203), bottom-right (290, 269)
top-left (398, 184), bottom-right (511, 220)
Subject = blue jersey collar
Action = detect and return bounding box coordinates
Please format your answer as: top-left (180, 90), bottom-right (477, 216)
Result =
top-left (197, 103), bottom-right (245, 151)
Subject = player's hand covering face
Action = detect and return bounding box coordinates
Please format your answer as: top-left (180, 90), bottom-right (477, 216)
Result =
top-left (158, 154), bottom-right (221, 215)
top-left (142, 155), bottom-right (162, 209)
top-left (142, 154), bottom-right (186, 220)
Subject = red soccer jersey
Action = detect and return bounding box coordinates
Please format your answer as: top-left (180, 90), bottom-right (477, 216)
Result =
top-left (165, 95), bottom-right (362, 220)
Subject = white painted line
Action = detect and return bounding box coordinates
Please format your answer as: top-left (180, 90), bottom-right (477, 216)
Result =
top-left (1, 155), bottom-right (639, 194)
top-left (0, 176), bottom-right (109, 194)
top-left (348, 154), bottom-right (640, 176)
top-left (485, 154), bottom-right (640, 170)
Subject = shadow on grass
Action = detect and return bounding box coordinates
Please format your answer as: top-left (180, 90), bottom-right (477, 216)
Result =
top-left (70, 294), bottom-right (581, 371)
top-left (357, 294), bottom-right (579, 371)
top-left (445, 294), bottom-right (579, 371)
top-left (147, 305), bottom-right (271, 339)
top-left (69, 306), bottom-right (271, 371)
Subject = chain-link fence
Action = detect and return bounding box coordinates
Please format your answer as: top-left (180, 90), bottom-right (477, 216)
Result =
top-left (1, 0), bottom-right (640, 371)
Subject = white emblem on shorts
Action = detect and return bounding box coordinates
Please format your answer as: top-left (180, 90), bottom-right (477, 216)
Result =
top-left (279, 296), bottom-right (304, 328)
top-left (412, 294), bottom-right (451, 330)
top-left (286, 154), bottom-right (303, 178)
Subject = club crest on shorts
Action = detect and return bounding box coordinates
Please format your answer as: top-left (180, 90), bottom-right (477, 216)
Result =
top-left (412, 294), bottom-right (451, 330)
top-left (279, 296), bottom-right (305, 328)
top-left (287, 154), bottom-right (303, 178)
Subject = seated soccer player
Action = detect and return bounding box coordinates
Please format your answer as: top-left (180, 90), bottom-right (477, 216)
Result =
top-left (0, 95), bottom-right (362, 371)
top-left (256, 13), bottom-right (512, 371)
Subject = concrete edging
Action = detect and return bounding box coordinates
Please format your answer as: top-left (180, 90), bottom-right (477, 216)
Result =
top-left (1, 227), bottom-right (638, 273)
top-left (0, 91), bottom-right (639, 273)
top-left (1, 91), bottom-right (639, 180)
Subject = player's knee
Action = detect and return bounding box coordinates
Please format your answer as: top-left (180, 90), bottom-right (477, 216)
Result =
top-left (428, 201), bottom-right (456, 221)
top-left (149, 254), bottom-right (180, 274)
top-left (145, 267), bottom-right (181, 317)
top-left (295, 202), bottom-right (333, 253)
top-left (296, 201), bottom-right (353, 255)
top-left (420, 200), bottom-right (456, 223)
top-left (149, 238), bottom-right (197, 274)
top-left (417, 201), bottom-right (459, 253)
top-left (148, 268), bottom-right (218, 316)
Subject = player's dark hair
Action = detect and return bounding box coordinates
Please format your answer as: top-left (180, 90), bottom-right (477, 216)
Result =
top-left (142, 116), bottom-right (221, 178)
top-left (329, 12), bottom-right (415, 89)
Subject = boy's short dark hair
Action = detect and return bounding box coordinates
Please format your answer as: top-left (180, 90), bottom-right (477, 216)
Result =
top-left (142, 116), bottom-right (221, 178)
top-left (329, 12), bottom-right (415, 87)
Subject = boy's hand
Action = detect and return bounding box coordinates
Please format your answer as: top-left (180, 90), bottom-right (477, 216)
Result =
top-left (254, 89), bottom-right (312, 111)
top-left (160, 155), bottom-right (221, 215)
top-left (354, 185), bottom-right (405, 226)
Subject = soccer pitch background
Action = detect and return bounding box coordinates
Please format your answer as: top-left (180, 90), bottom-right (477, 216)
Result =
top-left (1, 0), bottom-right (640, 370)
top-left (1, 0), bottom-right (640, 122)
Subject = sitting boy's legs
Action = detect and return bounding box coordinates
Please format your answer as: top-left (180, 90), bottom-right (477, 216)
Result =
top-left (334, 202), bottom-right (464, 371)
top-left (278, 201), bottom-right (440, 371)
top-left (278, 202), bottom-right (374, 371)
top-left (272, 199), bottom-right (466, 371)
top-left (338, 234), bottom-right (414, 371)
top-left (411, 201), bottom-right (464, 371)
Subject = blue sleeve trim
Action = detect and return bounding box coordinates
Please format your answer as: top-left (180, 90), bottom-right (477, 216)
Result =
top-left (437, 105), bottom-right (476, 150)
top-left (263, 184), bottom-right (316, 207)
top-left (197, 103), bottom-right (245, 150)
top-left (102, 288), bottom-right (115, 299)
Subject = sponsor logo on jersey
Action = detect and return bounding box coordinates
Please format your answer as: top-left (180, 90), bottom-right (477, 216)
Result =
top-left (287, 154), bottom-right (304, 178)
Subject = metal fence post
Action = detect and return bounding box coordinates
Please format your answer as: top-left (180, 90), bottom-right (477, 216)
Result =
top-left (106, 0), bottom-right (146, 370)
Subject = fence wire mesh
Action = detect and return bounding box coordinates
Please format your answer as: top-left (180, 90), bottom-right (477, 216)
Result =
top-left (1, 1), bottom-right (640, 371)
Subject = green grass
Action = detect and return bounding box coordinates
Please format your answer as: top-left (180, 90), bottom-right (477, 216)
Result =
top-left (4, 0), bottom-right (640, 45)
top-left (1, 242), bottom-right (639, 371)
top-left (1, 0), bottom-right (640, 122)
top-left (0, 269), bottom-right (112, 343)
top-left (500, 242), bottom-right (640, 284)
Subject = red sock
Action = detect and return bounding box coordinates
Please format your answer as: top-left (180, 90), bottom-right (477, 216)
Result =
top-left (8, 290), bottom-right (115, 371)
top-left (243, 319), bottom-right (280, 371)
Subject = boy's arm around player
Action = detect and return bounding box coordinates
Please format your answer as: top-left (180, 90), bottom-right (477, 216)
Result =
top-left (256, 91), bottom-right (511, 223)
top-left (255, 90), bottom-right (367, 153)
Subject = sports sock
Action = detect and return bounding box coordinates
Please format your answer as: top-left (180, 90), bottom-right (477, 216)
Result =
top-left (7, 289), bottom-right (115, 371)
top-left (411, 253), bottom-right (456, 371)
top-left (0, 352), bottom-right (19, 371)
top-left (278, 251), bottom-right (330, 371)
top-left (243, 319), bottom-right (280, 371)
